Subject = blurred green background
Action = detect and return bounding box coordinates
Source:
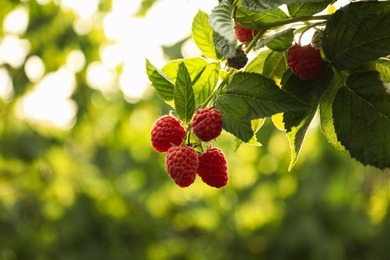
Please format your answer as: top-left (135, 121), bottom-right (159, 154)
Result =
top-left (0, 0), bottom-right (390, 259)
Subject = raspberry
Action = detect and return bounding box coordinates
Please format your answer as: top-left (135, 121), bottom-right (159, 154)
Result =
top-left (151, 115), bottom-right (185, 152)
top-left (234, 23), bottom-right (259, 43)
top-left (287, 44), bottom-right (323, 80)
top-left (192, 108), bottom-right (223, 142)
top-left (165, 146), bottom-right (199, 187)
top-left (227, 47), bottom-right (248, 70)
top-left (197, 147), bottom-right (228, 188)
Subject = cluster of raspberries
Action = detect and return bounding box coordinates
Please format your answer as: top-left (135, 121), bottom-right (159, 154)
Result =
top-left (150, 108), bottom-right (228, 188)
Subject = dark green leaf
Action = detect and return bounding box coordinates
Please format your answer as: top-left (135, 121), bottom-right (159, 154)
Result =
top-left (282, 62), bottom-right (334, 170)
top-left (287, 0), bottom-right (334, 17)
top-left (214, 72), bottom-right (308, 142)
top-left (255, 28), bottom-right (294, 50)
top-left (235, 4), bottom-right (289, 27)
top-left (213, 31), bottom-right (236, 59)
top-left (209, 0), bottom-right (236, 58)
top-left (266, 28), bottom-right (294, 51)
top-left (323, 2), bottom-right (390, 70)
top-left (333, 71), bottom-right (390, 169)
top-left (241, 0), bottom-right (323, 12)
top-left (174, 63), bottom-right (195, 123)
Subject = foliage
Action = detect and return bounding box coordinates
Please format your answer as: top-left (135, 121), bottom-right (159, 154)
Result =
top-left (146, 0), bottom-right (390, 170)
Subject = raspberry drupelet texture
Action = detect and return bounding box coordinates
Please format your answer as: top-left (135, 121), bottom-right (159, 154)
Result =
top-left (197, 147), bottom-right (228, 188)
top-left (165, 146), bottom-right (199, 188)
top-left (192, 108), bottom-right (223, 142)
top-left (151, 115), bottom-right (185, 152)
top-left (287, 44), bottom-right (323, 80)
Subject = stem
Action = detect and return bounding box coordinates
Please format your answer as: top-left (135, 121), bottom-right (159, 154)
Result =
top-left (262, 14), bottom-right (331, 30)
top-left (245, 28), bottom-right (268, 53)
top-left (199, 67), bottom-right (235, 108)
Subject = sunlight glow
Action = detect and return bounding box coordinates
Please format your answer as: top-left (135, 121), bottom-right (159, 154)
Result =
top-left (0, 68), bottom-right (14, 102)
top-left (61, 0), bottom-right (100, 19)
top-left (66, 49), bottom-right (86, 73)
top-left (86, 61), bottom-right (117, 93)
top-left (17, 67), bottom-right (78, 129)
top-left (25, 55), bottom-right (45, 83)
top-left (0, 35), bottom-right (30, 68)
top-left (3, 6), bottom-right (29, 35)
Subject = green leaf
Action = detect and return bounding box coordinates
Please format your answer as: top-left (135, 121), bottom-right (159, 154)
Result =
top-left (192, 10), bottom-right (219, 60)
top-left (287, 0), bottom-right (334, 17)
top-left (255, 28), bottom-right (294, 50)
top-left (241, 0), bottom-right (323, 12)
top-left (234, 118), bottom-right (264, 150)
top-left (262, 50), bottom-right (287, 85)
top-left (319, 71), bottom-right (348, 153)
top-left (266, 28), bottom-right (294, 51)
top-left (282, 62), bottom-right (334, 170)
top-left (162, 57), bottom-right (208, 83)
top-left (174, 63), bottom-right (195, 123)
top-left (161, 57), bottom-right (218, 105)
top-left (332, 71), bottom-right (390, 169)
top-left (209, 0), bottom-right (236, 58)
top-left (214, 72), bottom-right (308, 142)
top-left (245, 49), bottom-right (272, 74)
top-left (213, 31), bottom-right (236, 59)
top-left (371, 59), bottom-right (390, 83)
top-left (192, 62), bottom-right (220, 105)
top-left (145, 59), bottom-right (175, 106)
top-left (323, 2), bottom-right (390, 70)
top-left (235, 3), bottom-right (289, 27)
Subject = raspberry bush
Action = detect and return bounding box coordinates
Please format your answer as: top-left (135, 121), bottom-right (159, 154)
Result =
top-left (147, 0), bottom-right (390, 186)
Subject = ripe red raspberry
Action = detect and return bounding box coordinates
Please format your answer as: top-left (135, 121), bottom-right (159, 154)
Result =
top-left (192, 108), bottom-right (223, 142)
top-left (197, 147), bottom-right (228, 188)
top-left (151, 115), bottom-right (185, 152)
top-left (165, 146), bottom-right (199, 187)
top-left (234, 24), bottom-right (259, 43)
top-left (287, 44), bottom-right (323, 80)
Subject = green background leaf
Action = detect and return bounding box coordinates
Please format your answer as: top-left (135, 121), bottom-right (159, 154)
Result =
top-left (174, 63), bottom-right (195, 123)
top-left (323, 2), bottom-right (390, 70)
top-left (332, 71), bottom-right (390, 169)
top-left (192, 10), bottom-right (219, 60)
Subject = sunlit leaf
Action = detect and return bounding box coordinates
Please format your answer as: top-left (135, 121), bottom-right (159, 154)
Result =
top-left (145, 58), bottom-right (175, 105)
top-left (192, 10), bottom-right (219, 60)
top-left (174, 63), bottom-right (195, 123)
